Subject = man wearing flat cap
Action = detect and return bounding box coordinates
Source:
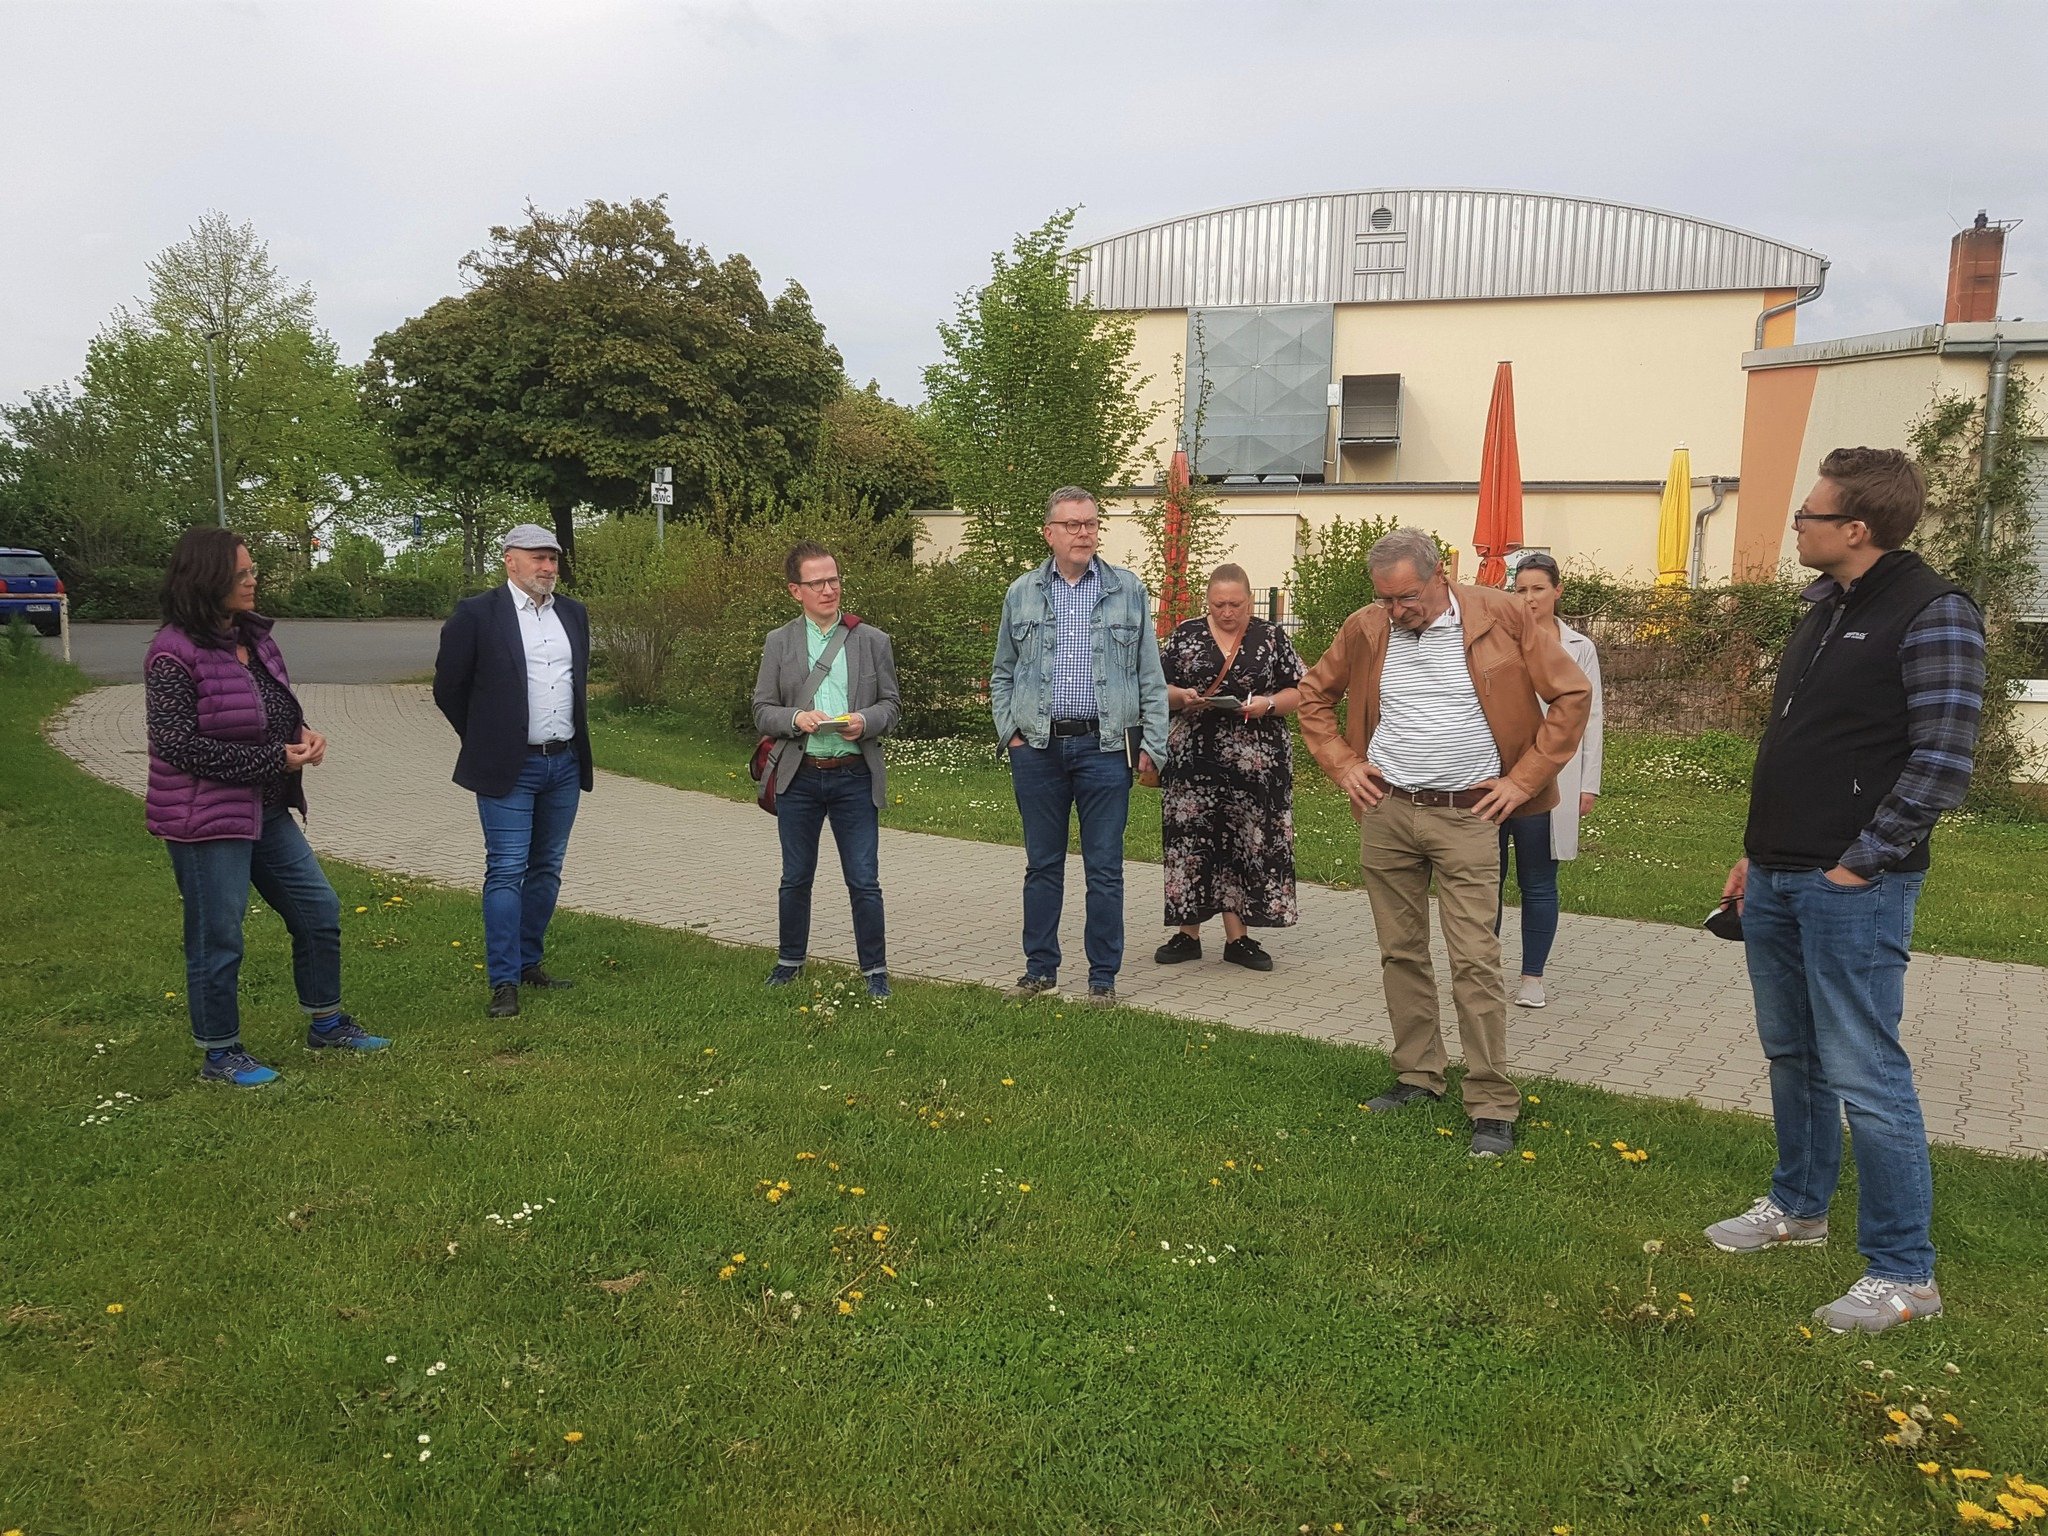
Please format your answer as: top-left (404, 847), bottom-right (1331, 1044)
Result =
top-left (433, 524), bottom-right (593, 1017)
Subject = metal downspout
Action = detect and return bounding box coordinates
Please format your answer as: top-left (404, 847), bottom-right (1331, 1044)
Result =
top-left (1755, 260), bottom-right (1832, 350)
top-left (1689, 475), bottom-right (1726, 587)
top-left (1974, 338), bottom-right (2014, 599)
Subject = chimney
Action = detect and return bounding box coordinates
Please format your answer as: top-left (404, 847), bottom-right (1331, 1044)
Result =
top-left (1944, 211), bottom-right (2006, 324)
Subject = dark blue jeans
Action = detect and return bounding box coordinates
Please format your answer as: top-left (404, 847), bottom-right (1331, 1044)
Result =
top-left (776, 757), bottom-right (886, 974)
top-left (165, 808), bottom-right (343, 1050)
top-left (1009, 737), bottom-right (1132, 989)
top-left (1497, 812), bottom-right (1561, 976)
top-left (476, 749), bottom-right (582, 987)
top-left (1744, 864), bottom-right (1934, 1283)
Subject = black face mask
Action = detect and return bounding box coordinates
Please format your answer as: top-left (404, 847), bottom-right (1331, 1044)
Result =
top-left (1703, 899), bottom-right (1744, 942)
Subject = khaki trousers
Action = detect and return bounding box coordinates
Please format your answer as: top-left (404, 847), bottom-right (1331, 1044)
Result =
top-left (1358, 795), bottom-right (1520, 1120)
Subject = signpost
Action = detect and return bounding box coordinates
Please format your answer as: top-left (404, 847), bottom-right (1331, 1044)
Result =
top-left (651, 466), bottom-right (674, 549)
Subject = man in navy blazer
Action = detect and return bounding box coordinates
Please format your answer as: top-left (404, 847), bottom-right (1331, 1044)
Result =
top-left (433, 524), bottom-right (593, 1017)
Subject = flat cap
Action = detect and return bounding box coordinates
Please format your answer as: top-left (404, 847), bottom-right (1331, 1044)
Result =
top-left (501, 522), bottom-right (562, 553)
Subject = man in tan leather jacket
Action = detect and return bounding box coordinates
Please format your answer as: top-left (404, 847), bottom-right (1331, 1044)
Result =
top-left (1298, 528), bottom-right (1590, 1157)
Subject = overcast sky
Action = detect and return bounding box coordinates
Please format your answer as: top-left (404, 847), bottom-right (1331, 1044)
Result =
top-left (3, 0), bottom-right (2044, 410)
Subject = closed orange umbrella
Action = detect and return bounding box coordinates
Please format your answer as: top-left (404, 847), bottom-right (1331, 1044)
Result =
top-left (1473, 360), bottom-right (1523, 587)
top-left (1157, 447), bottom-right (1193, 639)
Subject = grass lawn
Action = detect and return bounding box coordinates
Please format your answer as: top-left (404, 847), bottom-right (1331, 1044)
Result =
top-left (6, 659), bottom-right (2048, 1535)
top-left (593, 703), bottom-right (2048, 969)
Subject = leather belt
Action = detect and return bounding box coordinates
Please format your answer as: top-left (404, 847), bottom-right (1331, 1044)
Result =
top-left (802, 753), bottom-right (866, 770)
top-left (1049, 717), bottom-right (1099, 738)
top-left (528, 739), bottom-right (575, 756)
top-left (1386, 783), bottom-right (1489, 810)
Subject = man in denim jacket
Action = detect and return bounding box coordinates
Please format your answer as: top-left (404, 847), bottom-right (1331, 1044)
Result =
top-left (990, 487), bottom-right (1170, 1006)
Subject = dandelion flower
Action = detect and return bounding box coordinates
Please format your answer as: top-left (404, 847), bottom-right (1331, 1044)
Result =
top-left (850, 1187), bottom-right (866, 1197)
top-left (1918, 1461), bottom-right (1942, 1475)
top-left (450, 940), bottom-right (461, 948)
top-left (105, 1303), bottom-right (124, 1315)
top-left (764, 1188), bottom-right (783, 1204)
top-left (1001, 1078), bottom-right (1015, 1087)
top-left (1017, 1183), bottom-right (1031, 1193)
top-left (1943, 1414), bottom-right (1963, 1427)
top-left (1521, 1151), bottom-right (1536, 1162)
top-left (1888, 1409), bottom-right (1911, 1425)
top-left (1677, 1293), bottom-right (1693, 1304)
top-left (1435, 1127), bottom-right (1453, 1137)
top-left (1612, 1140), bottom-right (1629, 1151)
top-left (355, 905), bottom-right (368, 914)
top-left (1528, 1095), bottom-right (1541, 1104)
top-left (1224, 1160), bottom-right (1237, 1170)
top-left (881, 1264), bottom-right (897, 1278)
top-left (564, 1431), bottom-right (584, 1444)
top-left (717, 1265), bottom-right (736, 1281)
top-left (1208, 1177), bottom-right (1221, 1187)
top-left (1956, 1469), bottom-right (1993, 1481)
top-left (837, 1299), bottom-right (853, 1315)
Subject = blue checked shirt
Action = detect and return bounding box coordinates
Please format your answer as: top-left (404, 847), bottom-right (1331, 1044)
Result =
top-left (1799, 578), bottom-right (1986, 878)
top-left (1047, 559), bottom-right (1103, 719)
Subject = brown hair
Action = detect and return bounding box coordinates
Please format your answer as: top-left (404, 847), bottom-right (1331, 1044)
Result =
top-left (161, 526), bottom-right (249, 643)
top-left (1512, 551), bottom-right (1561, 588)
top-left (1206, 562), bottom-right (1252, 593)
top-left (1818, 447), bottom-right (1925, 549)
top-left (784, 540), bottom-right (836, 585)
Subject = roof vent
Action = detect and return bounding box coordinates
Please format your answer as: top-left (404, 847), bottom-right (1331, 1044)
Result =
top-left (1369, 206), bottom-right (1395, 231)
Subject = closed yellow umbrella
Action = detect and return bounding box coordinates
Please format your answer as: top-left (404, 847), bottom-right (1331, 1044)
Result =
top-left (1656, 445), bottom-right (1693, 587)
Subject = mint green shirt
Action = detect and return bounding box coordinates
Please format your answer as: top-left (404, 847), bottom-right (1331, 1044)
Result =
top-left (804, 616), bottom-right (858, 758)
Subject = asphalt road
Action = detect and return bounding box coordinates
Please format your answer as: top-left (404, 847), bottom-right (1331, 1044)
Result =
top-left (41, 618), bottom-right (445, 684)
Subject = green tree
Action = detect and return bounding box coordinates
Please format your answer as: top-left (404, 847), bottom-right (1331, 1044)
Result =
top-left (80, 212), bottom-right (387, 566)
top-left (798, 381), bottom-right (946, 518)
top-left (363, 197), bottom-right (843, 571)
top-left (922, 211), bottom-right (1156, 572)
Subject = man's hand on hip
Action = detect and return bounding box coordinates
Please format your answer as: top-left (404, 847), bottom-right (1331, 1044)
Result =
top-left (1471, 777), bottom-right (1531, 824)
top-left (1822, 865), bottom-right (1871, 888)
top-left (1337, 760), bottom-right (1387, 815)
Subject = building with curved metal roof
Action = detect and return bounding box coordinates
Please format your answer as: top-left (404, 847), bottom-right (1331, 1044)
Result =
top-left (934, 187), bottom-right (1828, 586)
top-left (1072, 188), bottom-right (1826, 311)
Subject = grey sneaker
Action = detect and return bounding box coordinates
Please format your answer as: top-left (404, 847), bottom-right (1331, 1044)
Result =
top-left (1814, 1275), bottom-right (1943, 1334)
top-left (1007, 974), bottom-right (1057, 1000)
top-left (1087, 985), bottom-right (1118, 1008)
top-left (1514, 976), bottom-right (1547, 1009)
top-left (1469, 1118), bottom-right (1514, 1158)
top-left (1704, 1196), bottom-right (1829, 1254)
top-left (1363, 1082), bottom-right (1442, 1113)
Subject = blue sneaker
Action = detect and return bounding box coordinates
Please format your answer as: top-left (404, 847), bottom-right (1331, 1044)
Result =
top-left (765, 964), bottom-right (803, 987)
top-left (200, 1047), bottom-right (280, 1087)
top-left (306, 1014), bottom-right (391, 1052)
top-left (867, 973), bottom-right (891, 1000)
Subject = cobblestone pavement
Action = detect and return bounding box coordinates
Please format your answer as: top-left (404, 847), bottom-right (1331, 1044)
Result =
top-left (53, 683), bottom-right (2048, 1157)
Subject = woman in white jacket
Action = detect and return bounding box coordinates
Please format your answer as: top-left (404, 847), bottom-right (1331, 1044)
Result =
top-left (1498, 552), bottom-right (1603, 1009)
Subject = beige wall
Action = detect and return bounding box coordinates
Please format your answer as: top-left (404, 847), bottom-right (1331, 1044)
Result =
top-left (913, 481), bottom-right (1736, 593)
top-left (2017, 690), bottom-right (2048, 784)
top-left (1122, 289), bottom-right (1768, 487)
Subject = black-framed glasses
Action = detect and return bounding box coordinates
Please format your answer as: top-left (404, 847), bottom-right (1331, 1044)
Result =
top-left (794, 576), bottom-right (842, 590)
top-left (1792, 511), bottom-right (1861, 527)
top-left (1046, 518), bottom-right (1101, 534)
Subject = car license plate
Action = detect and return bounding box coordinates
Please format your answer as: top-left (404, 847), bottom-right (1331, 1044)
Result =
top-left (26, 603), bottom-right (53, 613)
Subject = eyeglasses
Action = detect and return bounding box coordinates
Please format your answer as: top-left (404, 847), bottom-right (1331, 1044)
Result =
top-left (1792, 511), bottom-right (1861, 528)
top-left (794, 576), bottom-right (842, 590)
top-left (1375, 587), bottom-right (1430, 609)
top-left (1046, 519), bottom-right (1100, 534)
top-left (234, 566), bottom-right (259, 584)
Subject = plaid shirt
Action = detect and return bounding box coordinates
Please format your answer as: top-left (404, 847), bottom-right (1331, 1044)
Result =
top-left (1799, 575), bottom-right (1986, 877)
top-left (1047, 559), bottom-right (1103, 719)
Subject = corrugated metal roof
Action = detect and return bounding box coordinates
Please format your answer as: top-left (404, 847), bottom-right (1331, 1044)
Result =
top-left (1072, 189), bottom-right (1826, 310)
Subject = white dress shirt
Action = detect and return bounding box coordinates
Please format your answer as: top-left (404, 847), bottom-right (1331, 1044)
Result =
top-left (514, 588), bottom-right (575, 745)
top-left (1369, 592), bottom-right (1502, 791)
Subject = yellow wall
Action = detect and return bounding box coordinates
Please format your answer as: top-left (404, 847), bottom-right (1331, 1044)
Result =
top-left (1121, 289), bottom-right (1768, 487)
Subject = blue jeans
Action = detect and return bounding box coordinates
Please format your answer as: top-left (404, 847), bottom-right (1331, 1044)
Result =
top-left (1497, 812), bottom-right (1560, 976)
top-left (1743, 864), bottom-right (1934, 1282)
top-left (1009, 737), bottom-right (1132, 989)
top-left (775, 757), bottom-right (886, 974)
top-left (165, 808), bottom-right (343, 1050)
top-left (476, 749), bottom-right (582, 987)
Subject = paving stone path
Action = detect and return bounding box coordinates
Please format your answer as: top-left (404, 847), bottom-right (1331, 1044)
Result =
top-left (53, 683), bottom-right (2048, 1158)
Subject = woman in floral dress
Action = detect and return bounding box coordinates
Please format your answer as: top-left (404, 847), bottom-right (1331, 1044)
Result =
top-left (1155, 564), bottom-right (1305, 972)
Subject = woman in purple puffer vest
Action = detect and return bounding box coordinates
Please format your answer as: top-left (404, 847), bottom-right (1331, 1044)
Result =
top-left (145, 527), bottom-right (391, 1086)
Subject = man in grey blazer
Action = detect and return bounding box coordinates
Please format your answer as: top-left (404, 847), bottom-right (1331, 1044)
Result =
top-left (751, 541), bottom-right (902, 998)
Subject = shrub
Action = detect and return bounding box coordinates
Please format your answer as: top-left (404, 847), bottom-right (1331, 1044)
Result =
top-left (373, 572), bottom-right (457, 618)
top-left (70, 564), bottom-right (161, 621)
top-left (1289, 515), bottom-right (1450, 662)
top-left (275, 568), bottom-right (363, 619)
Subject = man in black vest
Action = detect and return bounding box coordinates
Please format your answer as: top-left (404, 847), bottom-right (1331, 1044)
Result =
top-left (433, 524), bottom-right (593, 1018)
top-left (1707, 447), bottom-right (1984, 1334)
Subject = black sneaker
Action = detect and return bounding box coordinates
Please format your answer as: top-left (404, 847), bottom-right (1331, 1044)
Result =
top-left (305, 1014), bottom-right (391, 1052)
top-left (1154, 933), bottom-right (1202, 965)
top-left (487, 983), bottom-right (520, 1018)
top-left (1363, 1082), bottom-right (1442, 1114)
top-left (1469, 1119), bottom-right (1515, 1158)
top-left (1222, 936), bottom-right (1273, 972)
top-left (520, 965), bottom-right (574, 989)
top-left (765, 964), bottom-right (803, 987)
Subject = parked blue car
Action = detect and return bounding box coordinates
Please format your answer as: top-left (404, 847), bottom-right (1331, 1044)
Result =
top-left (0, 548), bottom-right (66, 636)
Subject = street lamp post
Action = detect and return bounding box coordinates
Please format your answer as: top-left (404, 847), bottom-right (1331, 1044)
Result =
top-left (202, 330), bottom-right (228, 527)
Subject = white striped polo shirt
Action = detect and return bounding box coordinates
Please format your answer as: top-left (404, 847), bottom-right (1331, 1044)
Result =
top-left (1369, 593), bottom-right (1501, 791)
